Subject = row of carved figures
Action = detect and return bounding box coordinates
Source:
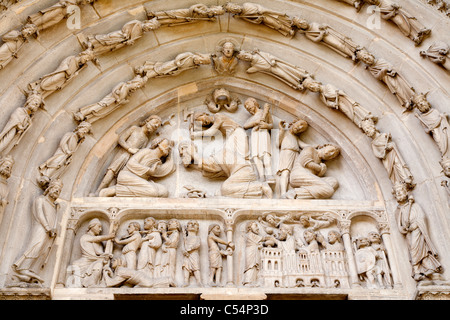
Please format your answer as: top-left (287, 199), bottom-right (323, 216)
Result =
top-left (4, 162), bottom-right (444, 288)
top-left (0, 3), bottom-right (448, 180)
top-left (0, 0), bottom-right (443, 71)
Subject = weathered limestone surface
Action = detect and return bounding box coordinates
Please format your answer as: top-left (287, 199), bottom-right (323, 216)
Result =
top-left (0, 0), bottom-right (449, 300)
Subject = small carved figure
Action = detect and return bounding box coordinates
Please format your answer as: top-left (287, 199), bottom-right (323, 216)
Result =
top-left (114, 222), bottom-right (142, 270)
top-left (37, 121), bottom-right (92, 189)
top-left (205, 88), bottom-right (240, 113)
top-left (99, 138), bottom-right (175, 198)
top-left (420, 42), bottom-right (450, 71)
top-left (11, 179), bottom-right (63, 286)
top-left (237, 50), bottom-right (312, 90)
top-left (212, 41), bottom-right (240, 75)
top-left (361, 118), bottom-right (415, 189)
top-left (285, 144), bottom-right (341, 199)
top-left (297, 213), bottom-right (336, 231)
top-left (160, 219), bottom-right (181, 287)
top-left (70, 218), bottom-right (117, 287)
top-left (74, 75), bottom-right (149, 123)
top-left (358, 50), bottom-right (416, 109)
top-left (103, 257), bottom-right (169, 288)
top-left (29, 49), bottom-right (95, 97)
top-left (0, 24), bottom-right (38, 70)
top-left (295, 20), bottom-right (361, 61)
top-left (224, 2), bottom-right (295, 37)
top-left (0, 155), bottom-right (14, 220)
top-left (317, 230), bottom-right (345, 251)
top-left (182, 220), bottom-right (202, 287)
top-left (137, 217), bottom-right (163, 277)
top-left (300, 228), bottom-right (321, 253)
top-left (277, 118), bottom-right (309, 196)
top-left (134, 52), bottom-right (211, 78)
top-left (0, 90), bottom-right (44, 155)
top-left (82, 19), bottom-right (160, 55)
top-left (368, 231), bottom-right (392, 288)
top-left (243, 98), bottom-right (274, 183)
top-left (147, 4), bottom-right (225, 26)
top-left (393, 182), bottom-right (442, 281)
top-left (354, 236), bottom-right (385, 288)
top-left (208, 224), bottom-right (233, 287)
top-left (27, 0), bottom-right (95, 31)
top-left (413, 93), bottom-right (450, 177)
top-left (93, 115), bottom-right (162, 195)
top-left (317, 81), bottom-right (377, 128)
top-left (365, 0), bottom-right (431, 45)
top-left (243, 221), bottom-right (264, 287)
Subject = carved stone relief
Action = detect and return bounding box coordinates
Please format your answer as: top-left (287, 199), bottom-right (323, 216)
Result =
top-left (0, 1), bottom-right (448, 301)
top-left (59, 206), bottom-right (399, 292)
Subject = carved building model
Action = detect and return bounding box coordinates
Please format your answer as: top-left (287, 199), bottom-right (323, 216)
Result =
top-left (0, 0), bottom-right (449, 301)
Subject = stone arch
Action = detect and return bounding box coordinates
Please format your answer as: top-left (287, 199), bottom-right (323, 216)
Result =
top-left (0, 0), bottom-right (449, 299)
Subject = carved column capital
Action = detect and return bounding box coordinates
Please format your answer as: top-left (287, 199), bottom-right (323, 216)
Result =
top-left (338, 219), bottom-right (352, 235)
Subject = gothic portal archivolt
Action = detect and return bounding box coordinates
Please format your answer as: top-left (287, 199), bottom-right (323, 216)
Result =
top-left (0, 0), bottom-right (448, 300)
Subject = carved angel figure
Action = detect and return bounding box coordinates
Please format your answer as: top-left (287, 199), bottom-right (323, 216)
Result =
top-left (82, 19), bottom-right (160, 55)
top-left (147, 4), bottom-right (225, 26)
top-left (296, 20), bottom-right (361, 61)
top-left (318, 81), bottom-right (376, 128)
top-left (134, 52), bottom-right (211, 78)
top-left (361, 118), bottom-right (415, 189)
top-left (0, 24), bottom-right (37, 70)
top-left (237, 50), bottom-right (312, 90)
top-left (27, 0), bottom-right (95, 31)
top-left (38, 121), bottom-right (92, 189)
top-left (30, 49), bottom-right (95, 97)
top-left (99, 138), bottom-right (175, 198)
top-left (420, 42), bottom-right (450, 71)
top-left (413, 93), bottom-right (450, 177)
top-left (74, 75), bottom-right (148, 123)
top-left (358, 51), bottom-right (416, 110)
top-left (285, 144), bottom-right (341, 199)
top-left (224, 2), bottom-right (295, 37)
top-left (93, 115), bottom-right (162, 195)
top-left (366, 0), bottom-right (431, 45)
top-left (0, 90), bottom-right (44, 155)
top-left (11, 179), bottom-right (63, 286)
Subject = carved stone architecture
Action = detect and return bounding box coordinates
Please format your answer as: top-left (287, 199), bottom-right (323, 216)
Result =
top-left (0, 0), bottom-right (449, 302)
